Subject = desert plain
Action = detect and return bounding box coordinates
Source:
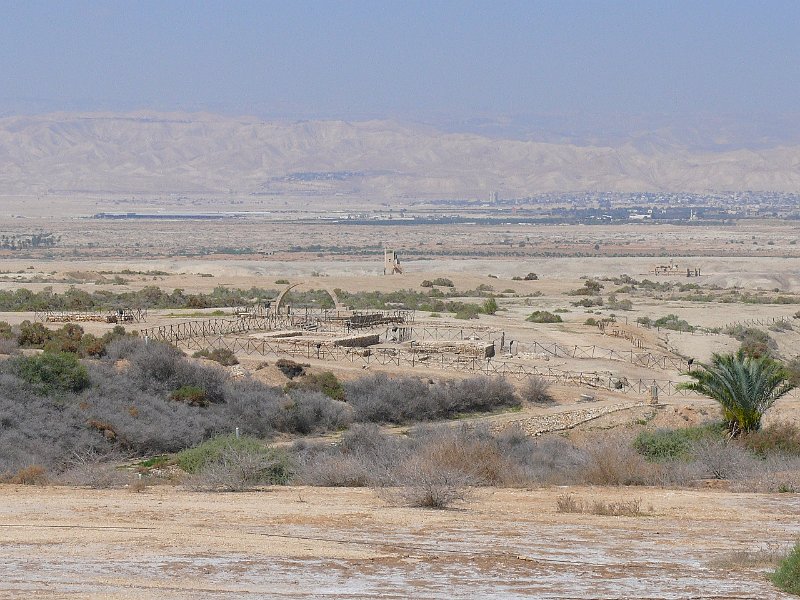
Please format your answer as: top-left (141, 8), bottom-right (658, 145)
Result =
top-left (1, 193), bottom-right (800, 599)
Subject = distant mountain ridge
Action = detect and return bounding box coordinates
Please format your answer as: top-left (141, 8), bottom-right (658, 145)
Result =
top-left (1, 111), bottom-right (799, 197)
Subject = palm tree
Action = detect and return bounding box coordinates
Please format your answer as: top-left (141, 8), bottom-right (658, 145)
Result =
top-left (678, 350), bottom-right (794, 436)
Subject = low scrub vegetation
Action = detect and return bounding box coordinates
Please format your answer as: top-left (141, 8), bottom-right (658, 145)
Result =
top-left (180, 435), bottom-right (294, 492)
top-left (0, 285), bottom-right (280, 312)
top-left (520, 376), bottom-right (554, 404)
top-left (0, 338), bottom-right (522, 481)
top-left (633, 424), bottom-right (724, 461)
top-left (526, 311), bottom-right (562, 323)
top-left (192, 348), bottom-right (239, 366)
top-left (11, 351), bottom-right (90, 395)
top-left (556, 494), bottom-right (644, 517)
top-left (653, 314), bottom-right (695, 331)
top-left (334, 288), bottom-right (495, 313)
top-left (285, 371), bottom-right (345, 401)
top-left (568, 280), bottom-right (604, 296)
top-left (723, 326), bottom-right (777, 358)
top-left (343, 374), bottom-right (519, 424)
top-left (772, 542), bottom-right (800, 596)
top-left (571, 297), bottom-right (604, 308)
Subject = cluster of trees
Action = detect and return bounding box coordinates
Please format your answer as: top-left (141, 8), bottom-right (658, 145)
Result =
top-left (1, 320), bottom-right (132, 357)
top-left (335, 287), bottom-right (497, 317)
top-left (0, 285), bottom-right (278, 312)
top-left (0, 232), bottom-right (57, 250)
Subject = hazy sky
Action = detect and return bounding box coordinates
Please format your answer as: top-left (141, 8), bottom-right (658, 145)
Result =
top-left (2, 0), bottom-right (799, 125)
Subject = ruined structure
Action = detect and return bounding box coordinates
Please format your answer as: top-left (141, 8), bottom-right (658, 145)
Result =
top-left (653, 262), bottom-right (700, 277)
top-left (384, 249), bottom-right (402, 275)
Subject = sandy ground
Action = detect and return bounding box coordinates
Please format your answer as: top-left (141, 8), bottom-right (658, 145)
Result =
top-left (0, 484), bottom-right (797, 599)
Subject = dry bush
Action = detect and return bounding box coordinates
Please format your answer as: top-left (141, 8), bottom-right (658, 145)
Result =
top-left (295, 454), bottom-right (374, 487)
top-left (728, 454), bottom-right (800, 493)
top-left (192, 347), bottom-right (239, 366)
top-left (556, 493), bottom-right (644, 516)
top-left (742, 422), bottom-right (800, 457)
top-left (344, 374), bottom-right (519, 424)
top-left (128, 474), bottom-right (151, 493)
top-left (283, 391), bottom-right (352, 434)
top-left (7, 464), bottom-right (48, 485)
top-left (385, 452), bottom-right (478, 508)
top-left (55, 449), bottom-right (131, 488)
top-left (692, 438), bottom-right (753, 480)
top-left (580, 436), bottom-right (660, 486)
top-left (589, 498), bottom-right (643, 517)
top-left (344, 374), bottom-right (432, 423)
top-left (0, 337), bottom-right (19, 355)
top-left (556, 493), bottom-right (583, 513)
top-left (294, 424), bottom-right (407, 487)
top-left (407, 425), bottom-right (513, 485)
top-left (294, 424), bottom-right (588, 491)
top-left (275, 358), bottom-right (306, 379)
top-left (521, 376), bottom-right (554, 405)
top-left (498, 430), bottom-right (587, 485)
top-left (708, 543), bottom-right (787, 569)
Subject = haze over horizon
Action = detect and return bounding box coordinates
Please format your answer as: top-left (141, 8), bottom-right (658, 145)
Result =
top-left (2, 1), bottom-right (800, 149)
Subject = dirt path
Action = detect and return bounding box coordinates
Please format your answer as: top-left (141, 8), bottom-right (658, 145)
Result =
top-left (1, 484), bottom-right (797, 599)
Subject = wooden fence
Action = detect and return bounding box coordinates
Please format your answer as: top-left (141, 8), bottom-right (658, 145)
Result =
top-left (188, 334), bottom-right (707, 397)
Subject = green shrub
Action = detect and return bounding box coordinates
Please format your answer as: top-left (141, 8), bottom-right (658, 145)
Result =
top-left (526, 311), bottom-right (562, 323)
top-left (786, 356), bottom-right (800, 387)
top-left (633, 425), bottom-right (724, 461)
top-left (482, 297), bottom-right (498, 315)
top-left (454, 305), bottom-right (481, 320)
top-left (653, 314), bottom-right (694, 332)
top-left (11, 351), bottom-right (90, 395)
top-left (772, 542), bottom-right (800, 595)
top-left (0, 321), bottom-right (14, 340)
top-left (571, 297), bottom-right (603, 308)
top-left (568, 280), bottom-right (603, 296)
top-left (420, 280), bottom-right (433, 288)
top-left (193, 347), bottom-right (239, 366)
top-left (431, 278), bottom-right (454, 287)
top-left (43, 324), bottom-right (85, 354)
top-left (286, 371), bottom-right (345, 401)
top-left (177, 434), bottom-right (266, 473)
top-left (633, 430), bottom-right (692, 460)
top-left (275, 358), bottom-right (306, 379)
top-left (177, 434), bottom-right (292, 486)
top-left (607, 295), bottom-right (633, 311)
top-left (169, 385), bottom-right (209, 407)
top-left (523, 273), bottom-right (538, 280)
top-left (17, 320), bottom-right (52, 347)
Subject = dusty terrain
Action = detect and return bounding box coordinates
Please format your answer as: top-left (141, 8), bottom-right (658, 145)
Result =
top-left (1, 484), bottom-right (797, 599)
top-left (1, 209), bottom-right (800, 598)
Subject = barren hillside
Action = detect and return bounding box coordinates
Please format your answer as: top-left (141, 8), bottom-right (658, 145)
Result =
top-left (2, 112), bottom-right (800, 197)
